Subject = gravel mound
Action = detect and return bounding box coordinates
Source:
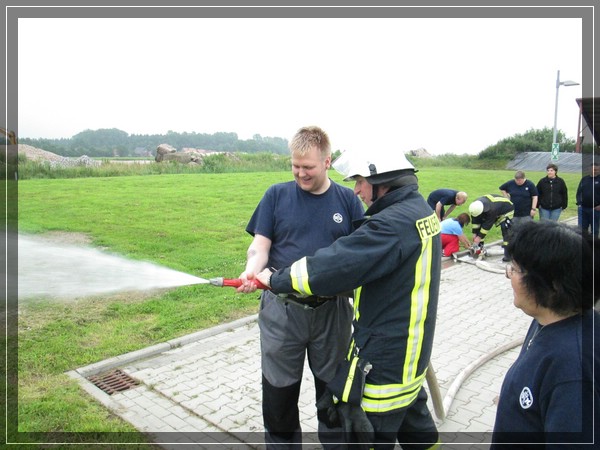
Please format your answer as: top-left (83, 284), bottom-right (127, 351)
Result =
top-left (18, 144), bottom-right (100, 168)
top-left (18, 144), bottom-right (65, 162)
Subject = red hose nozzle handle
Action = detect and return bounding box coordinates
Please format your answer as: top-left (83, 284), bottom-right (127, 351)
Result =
top-left (209, 277), bottom-right (270, 290)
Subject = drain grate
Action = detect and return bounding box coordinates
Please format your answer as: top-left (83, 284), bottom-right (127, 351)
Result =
top-left (87, 369), bottom-right (140, 395)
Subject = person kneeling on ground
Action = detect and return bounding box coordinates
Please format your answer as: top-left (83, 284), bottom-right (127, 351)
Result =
top-left (440, 212), bottom-right (471, 257)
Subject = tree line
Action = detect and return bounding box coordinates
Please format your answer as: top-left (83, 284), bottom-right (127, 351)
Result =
top-left (18, 128), bottom-right (290, 158)
top-left (16, 126), bottom-right (591, 160)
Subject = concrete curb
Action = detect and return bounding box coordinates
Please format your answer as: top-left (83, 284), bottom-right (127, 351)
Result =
top-left (75, 314), bottom-right (259, 378)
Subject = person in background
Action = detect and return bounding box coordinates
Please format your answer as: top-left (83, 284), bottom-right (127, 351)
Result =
top-left (536, 163), bottom-right (568, 221)
top-left (499, 170), bottom-right (538, 225)
top-left (469, 194), bottom-right (514, 262)
top-left (440, 212), bottom-right (471, 257)
top-left (255, 149), bottom-right (441, 450)
top-left (427, 188), bottom-right (468, 221)
top-left (491, 220), bottom-right (598, 449)
top-left (237, 126), bottom-right (365, 449)
top-left (576, 161), bottom-right (600, 238)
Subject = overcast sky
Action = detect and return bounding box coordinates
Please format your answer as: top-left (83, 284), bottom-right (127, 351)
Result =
top-left (17, 16), bottom-right (583, 155)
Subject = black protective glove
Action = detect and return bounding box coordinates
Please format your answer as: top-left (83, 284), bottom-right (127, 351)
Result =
top-left (316, 390), bottom-right (374, 449)
top-left (315, 357), bottom-right (374, 449)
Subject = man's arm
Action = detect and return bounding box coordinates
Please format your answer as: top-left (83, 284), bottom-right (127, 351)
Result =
top-left (530, 195), bottom-right (538, 217)
top-left (435, 202), bottom-right (443, 220)
top-left (443, 204), bottom-right (456, 220)
top-left (238, 234), bottom-right (271, 293)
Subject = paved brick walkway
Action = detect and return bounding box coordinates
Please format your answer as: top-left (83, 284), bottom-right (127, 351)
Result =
top-left (68, 245), bottom-right (532, 449)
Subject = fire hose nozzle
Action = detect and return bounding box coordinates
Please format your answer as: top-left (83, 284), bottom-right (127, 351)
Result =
top-left (209, 277), bottom-right (270, 290)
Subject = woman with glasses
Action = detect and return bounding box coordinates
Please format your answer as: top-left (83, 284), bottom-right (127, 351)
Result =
top-left (491, 220), bottom-right (598, 448)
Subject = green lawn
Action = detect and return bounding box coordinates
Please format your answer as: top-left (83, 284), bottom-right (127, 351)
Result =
top-left (12, 167), bottom-right (581, 442)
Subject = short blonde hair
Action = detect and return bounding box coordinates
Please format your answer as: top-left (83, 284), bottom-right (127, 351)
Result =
top-left (289, 126), bottom-right (331, 158)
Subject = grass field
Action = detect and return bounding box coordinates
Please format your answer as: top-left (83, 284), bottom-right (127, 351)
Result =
top-left (13, 166), bottom-right (582, 443)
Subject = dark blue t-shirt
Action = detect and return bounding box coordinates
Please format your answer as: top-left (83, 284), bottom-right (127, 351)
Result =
top-left (499, 179), bottom-right (539, 217)
top-left (246, 180), bottom-right (365, 269)
top-left (427, 189), bottom-right (458, 210)
top-left (491, 309), bottom-right (598, 448)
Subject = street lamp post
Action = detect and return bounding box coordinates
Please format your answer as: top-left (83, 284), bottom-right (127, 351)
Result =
top-left (552, 69), bottom-right (580, 145)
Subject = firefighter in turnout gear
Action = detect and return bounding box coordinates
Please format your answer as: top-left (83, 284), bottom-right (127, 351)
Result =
top-left (469, 194), bottom-right (514, 262)
top-left (257, 149), bottom-right (442, 450)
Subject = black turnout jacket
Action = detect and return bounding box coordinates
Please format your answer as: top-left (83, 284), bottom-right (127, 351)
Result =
top-left (270, 184), bottom-right (442, 414)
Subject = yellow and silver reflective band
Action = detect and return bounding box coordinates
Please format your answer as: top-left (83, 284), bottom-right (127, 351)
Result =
top-left (404, 235), bottom-right (433, 381)
top-left (341, 356), bottom-right (360, 403)
top-left (484, 194), bottom-right (512, 204)
top-left (362, 371), bottom-right (426, 413)
top-left (495, 210), bottom-right (515, 227)
top-left (353, 286), bottom-right (362, 320)
top-left (290, 257), bottom-right (313, 296)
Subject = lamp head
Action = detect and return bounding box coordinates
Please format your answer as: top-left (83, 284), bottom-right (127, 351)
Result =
top-left (560, 80), bottom-right (579, 87)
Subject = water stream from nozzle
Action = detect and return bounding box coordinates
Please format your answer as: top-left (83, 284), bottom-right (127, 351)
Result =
top-left (18, 235), bottom-right (209, 300)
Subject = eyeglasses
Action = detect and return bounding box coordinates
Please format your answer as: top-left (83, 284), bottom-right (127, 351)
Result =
top-left (505, 264), bottom-right (525, 279)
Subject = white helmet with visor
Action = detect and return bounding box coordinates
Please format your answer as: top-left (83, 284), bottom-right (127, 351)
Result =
top-left (332, 149), bottom-right (416, 185)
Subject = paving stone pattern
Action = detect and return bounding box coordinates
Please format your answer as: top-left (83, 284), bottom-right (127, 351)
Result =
top-left (72, 249), bottom-right (534, 449)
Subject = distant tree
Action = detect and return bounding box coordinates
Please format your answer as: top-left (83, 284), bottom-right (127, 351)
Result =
top-left (19, 129), bottom-right (289, 156)
top-left (478, 127), bottom-right (576, 160)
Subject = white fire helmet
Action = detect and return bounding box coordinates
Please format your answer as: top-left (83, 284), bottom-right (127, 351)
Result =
top-left (469, 200), bottom-right (484, 217)
top-left (332, 149), bottom-right (416, 184)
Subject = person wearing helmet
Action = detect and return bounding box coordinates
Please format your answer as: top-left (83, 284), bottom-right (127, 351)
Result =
top-left (253, 149), bottom-right (442, 450)
top-left (469, 194), bottom-right (515, 262)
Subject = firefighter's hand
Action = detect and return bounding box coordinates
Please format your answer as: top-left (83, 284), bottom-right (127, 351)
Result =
top-left (316, 390), bottom-right (340, 427)
top-left (337, 402), bottom-right (374, 449)
top-left (316, 391), bottom-right (374, 449)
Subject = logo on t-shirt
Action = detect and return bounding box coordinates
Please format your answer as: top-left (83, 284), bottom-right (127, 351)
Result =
top-left (333, 213), bottom-right (343, 224)
top-left (519, 387), bottom-right (533, 409)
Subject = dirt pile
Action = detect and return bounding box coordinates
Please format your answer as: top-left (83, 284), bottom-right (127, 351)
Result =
top-left (18, 144), bottom-right (65, 162)
top-left (18, 144), bottom-right (100, 168)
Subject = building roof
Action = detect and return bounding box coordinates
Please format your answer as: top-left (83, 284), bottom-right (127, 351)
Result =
top-left (576, 97), bottom-right (599, 146)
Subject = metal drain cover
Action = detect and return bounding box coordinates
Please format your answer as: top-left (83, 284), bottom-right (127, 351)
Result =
top-left (87, 369), bottom-right (140, 395)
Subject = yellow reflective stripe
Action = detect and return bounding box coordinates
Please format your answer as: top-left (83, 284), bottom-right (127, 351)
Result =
top-left (495, 211), bottom-right (515, 226)
top-left (362, 394), bottom-right (416, 412)
top-left (363, 372), bottom-right (424, 398)
top-left (353, 286), bottom-right (362, 320)
top-left (484, 194), bottom-right (512, 204)
top-left (427, 440), bottom-right (442, 450)
top-left (404, 235), bottom-right (433, 381)
top-left (362, 373), bottom-right (426, 413)
top-left (346, 339), bottom-right (356, 361)
top-left (342, 357), bottom-right (360, 403)
top-left (290, 257), bottom-right (313, 295)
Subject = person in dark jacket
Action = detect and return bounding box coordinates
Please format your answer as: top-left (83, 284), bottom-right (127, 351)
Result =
top-left (535, 163), bottom-right (568, 221)
top-left (491, 220), bottom-right (599, 449)
top-left (253, 149), bottom-right (442, 450)
top-left (576, 161), bottom-right (600, 237)
top-left (469, 194), bottom-right (514, 261)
